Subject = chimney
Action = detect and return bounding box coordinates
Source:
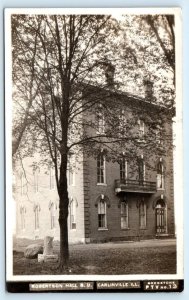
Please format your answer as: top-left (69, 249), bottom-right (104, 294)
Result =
top-left (103, 62), bottom-right (115, 88)
top-left (143, 78), bottom-right (154, 101)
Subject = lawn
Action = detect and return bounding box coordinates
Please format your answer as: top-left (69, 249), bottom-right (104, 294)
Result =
top-left (13, 239), bottom-right (176, 275)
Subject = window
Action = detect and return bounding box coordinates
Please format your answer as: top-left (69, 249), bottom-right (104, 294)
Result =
top-left (120, 157), bottom-right (127, 182)
top-left (20, 206), bottom-right (26, 230)
top-left (50, 202), bottom-right (56, 229)
top-left (138, 119), bottom-right (145, 139)
top-left (33, 167), bottom-right (39, 193)
top-left (121, 201), bottom-right (129, 229)
top-left (138, 159), bottom-right (145, 184)
top-left (96, 104), bottom-right (105, 134)
top-left (157, 160), bottom-right (164, 189)
top-left (97, 152), bottom-right (106, 184)
top-left (50, 166), bottom-right (55, 190)
top-left (139, 200), bottom-right (147, 229)
top-left (98, 199), bottom-right (107, 229)
top-left (34, 204), bottom-right (40, 230)
top-left (21, 173), bottom-right (27, 195)
top-left (70, 199), bottom-right (77, 230)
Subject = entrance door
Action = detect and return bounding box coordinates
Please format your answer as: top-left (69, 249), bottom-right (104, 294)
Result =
top-left (155, 200), bottom-right (166, 234)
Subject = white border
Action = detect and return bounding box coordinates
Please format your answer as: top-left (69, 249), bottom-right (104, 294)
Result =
top-left (5, 7), bottom-right (183, 282)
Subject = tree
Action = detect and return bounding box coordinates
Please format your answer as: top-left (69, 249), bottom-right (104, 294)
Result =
top-left (11, 14), bottom-right (175, 270)
top-left (12, 16), bottom-right (42, 157)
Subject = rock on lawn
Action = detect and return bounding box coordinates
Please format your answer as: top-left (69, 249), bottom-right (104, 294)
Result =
top-left (24, 244), bottom-right (43, 259)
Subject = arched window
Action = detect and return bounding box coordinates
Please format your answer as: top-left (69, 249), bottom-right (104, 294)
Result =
top-left (139, 200), bottom-right (147, 229)
top-left (155, 199), bottom-right (167, 234)
top-left (98, 198), bottom-right (107, 229)
top-left (34, 204), bottom-right (40, 230)
top-left (120, 200), bottom-right (129, 229)
top-left (97, 152), bottom-right (106, 184)
top-left (20, 206), bottom-right (26, 230)
top-left (49, 202), bottom-right (56, 229)
top-left (157, 160), bottom-right (164, 189)
top-left (70, 198), bottom-right (77, 230)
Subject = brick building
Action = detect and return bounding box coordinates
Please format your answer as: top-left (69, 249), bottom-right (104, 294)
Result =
top-left (13, 81), bottom-right (175, 244)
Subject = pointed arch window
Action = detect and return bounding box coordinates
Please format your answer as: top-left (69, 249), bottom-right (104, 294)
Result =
top-left (157, 160), bottom-right (164, 189)
top-left (98, 196), bottom-right (107, 229)
top-left (34, 204), bottom-right (40, 230)
top-left (70, 198), bottom-right (77, 230)
top-left (20, 206), bottom-right (26, 230)
top-left (155, 198), bottom-right (167, 234)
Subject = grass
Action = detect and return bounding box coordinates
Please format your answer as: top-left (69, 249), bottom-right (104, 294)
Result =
top-left (13, 239), bottom-right (176, 275)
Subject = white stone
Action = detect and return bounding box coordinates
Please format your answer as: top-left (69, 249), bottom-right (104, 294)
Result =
top-left (38, 254), bottom-right (44, 262)
top-left (43, 236), bottom-right (54, 255)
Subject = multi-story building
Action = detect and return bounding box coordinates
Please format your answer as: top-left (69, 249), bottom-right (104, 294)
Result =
top-left (14, 78), bottom-right (175, 244)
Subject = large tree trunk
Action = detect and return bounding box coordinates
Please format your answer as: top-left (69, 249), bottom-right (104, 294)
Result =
top-left (58, 154), bottom-right (69, 271)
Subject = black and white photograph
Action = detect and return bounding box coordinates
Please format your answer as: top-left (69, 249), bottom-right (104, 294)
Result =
top-left (5, 8), bottom-right (183, 292)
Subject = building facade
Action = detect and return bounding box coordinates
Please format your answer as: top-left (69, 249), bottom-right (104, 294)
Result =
top-left (13, 84), bottom-right (175, 244)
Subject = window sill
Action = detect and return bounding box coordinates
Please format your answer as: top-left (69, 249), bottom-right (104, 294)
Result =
top-left (121, 228), bottom-right (130, 231)
top-left (98, 228), bottom-right (108, 231)
top-left (140, 227), bottom-right (147, 230)
top-left (156, 188), bottom-right (165, 191)
top-left (97, 183), bottom-right (107, 186)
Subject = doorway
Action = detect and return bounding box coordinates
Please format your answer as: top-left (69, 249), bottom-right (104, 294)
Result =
top-left (155, 199), bottom-right (166, 234)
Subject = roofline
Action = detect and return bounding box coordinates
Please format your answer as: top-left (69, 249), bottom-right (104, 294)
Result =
top-left (80, 80), bottom-right (170, 111)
